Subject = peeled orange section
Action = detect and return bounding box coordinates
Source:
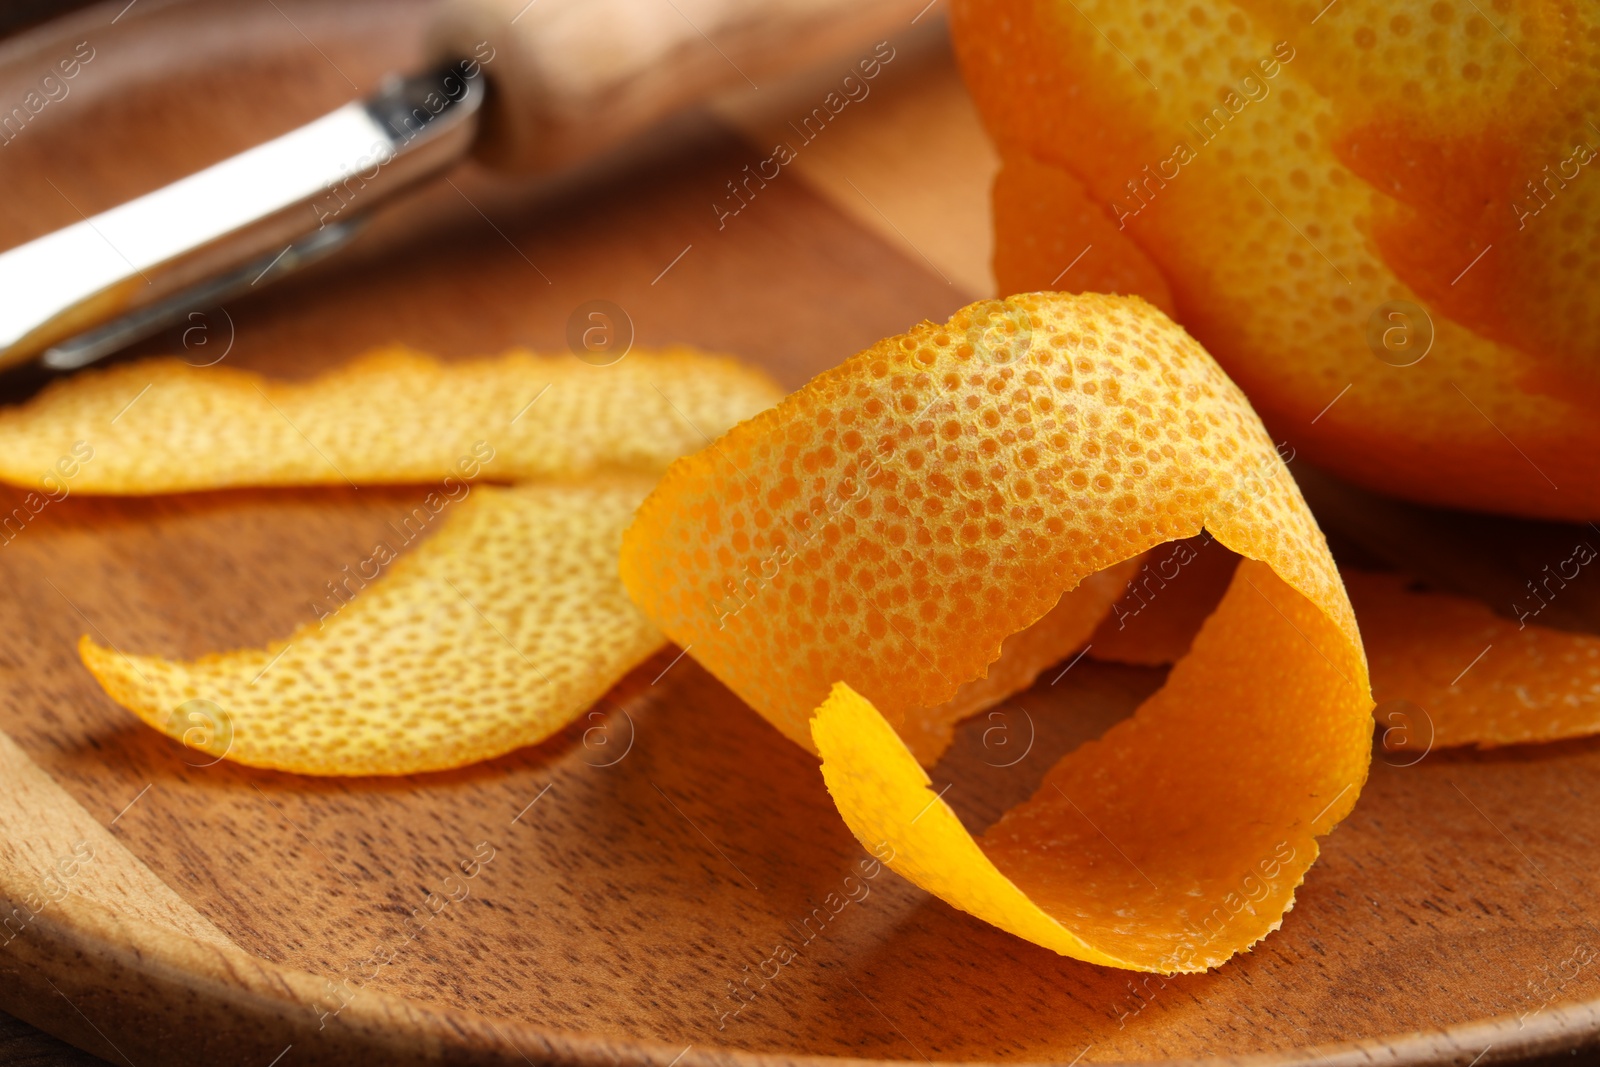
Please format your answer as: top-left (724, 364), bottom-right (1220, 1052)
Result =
top-left (621, 293), bottom-right (1372, 971)
top-left (951, 0), bottom-right (1600, 521)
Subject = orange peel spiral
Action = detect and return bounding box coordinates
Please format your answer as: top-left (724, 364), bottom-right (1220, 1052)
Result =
top-left (621, 292), bottom-right (1373, 971)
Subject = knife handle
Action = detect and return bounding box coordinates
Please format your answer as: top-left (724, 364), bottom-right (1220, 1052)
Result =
top-left (428, 0), bottom-right (929, 172)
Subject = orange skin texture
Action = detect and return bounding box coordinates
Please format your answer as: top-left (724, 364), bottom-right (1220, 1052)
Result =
top-left (1087, 532), bottom-right (1239, 666)
top-left (621, 292), bottom-right (1366, 748)
top-left (622, 293), bottom-right (1372, 970)
top-left (952, 0), bottom-right (1600, 520)
top-left (992, 152), bottom-right (1177, 318)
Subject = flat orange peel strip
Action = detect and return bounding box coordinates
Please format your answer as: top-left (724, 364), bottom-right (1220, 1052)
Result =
top-left (621, 292), bottom-right (1373, 971)
top-left (0, 345), bottom-right (782, 494)
top-left (82, 478), bottom-right (665, 776)
top-left (1347, 569), bottom-right (1600, 750)
top-left (42, 346), bottom-right (785, 775)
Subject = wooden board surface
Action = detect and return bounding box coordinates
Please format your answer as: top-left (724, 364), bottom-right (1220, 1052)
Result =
top-left (4, 2), bottom-right (1600, 1065)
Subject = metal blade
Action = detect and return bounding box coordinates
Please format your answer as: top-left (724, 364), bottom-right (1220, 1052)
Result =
top-left (0, 59), bottom-right (485, 373)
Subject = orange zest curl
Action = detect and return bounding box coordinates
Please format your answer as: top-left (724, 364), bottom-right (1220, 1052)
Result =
top-left (621, 292), bottom-right (1373, 971)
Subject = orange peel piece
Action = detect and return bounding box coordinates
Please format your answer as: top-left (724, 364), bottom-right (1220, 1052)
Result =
top-left (1087, 533), bottom-right (1241, 667)
top-left (0, 346), bottom-right (781, 494)
top-left (896, 555), bottom-right (1141, 764)
top-left (951, 0), bottom-right (1600, 521)
top-left (82, 478), bottom-right (663, 776)
top-left (621, 292), bottom-right (1372, 971)
top-left (1347, 569), bottom-right (1600, 749)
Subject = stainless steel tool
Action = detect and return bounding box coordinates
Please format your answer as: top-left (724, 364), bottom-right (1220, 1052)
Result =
top-left (0, 0), bottom-right (926, 374)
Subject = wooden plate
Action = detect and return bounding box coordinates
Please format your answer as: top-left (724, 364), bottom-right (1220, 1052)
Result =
top-left (3, 2), bottom-right (1600, 1064)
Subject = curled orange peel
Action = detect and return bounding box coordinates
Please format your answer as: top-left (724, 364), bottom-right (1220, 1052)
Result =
top-left (0, 346), bottom-right (781, 494)
top-left (951, 0), bottom-right (1600, 521)
top-left (1347, 569), bottom-right (1600, 750)
top-left (1086, 532), bottom-right (1239, 668)
top-left (896, 555), bottom-right (1142, 764)
top-left (621, 293), bottom-right (1373, 970)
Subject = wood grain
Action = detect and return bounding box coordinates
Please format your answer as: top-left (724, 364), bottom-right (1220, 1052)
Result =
top-left (0, 1010), bottom-right (101, 1067)
top-left (0, 728), bottom-right (230, 947)
top-left (711, 21), bottom-right (999, 297)
top-left (5, 2), bottom-right (1600, 1066)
